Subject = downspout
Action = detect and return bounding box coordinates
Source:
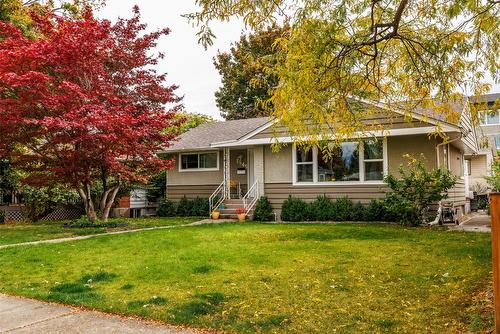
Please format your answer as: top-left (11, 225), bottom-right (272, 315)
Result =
top-left (429, 137), bottom-right (461, 225)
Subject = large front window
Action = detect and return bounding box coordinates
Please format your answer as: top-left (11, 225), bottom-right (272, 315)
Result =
top-left (317, 142), bottom-right (359, 181)
top-left (294, 139), bottom-right (386, 183)
top-left (180, 152), bottom-right (218, 171)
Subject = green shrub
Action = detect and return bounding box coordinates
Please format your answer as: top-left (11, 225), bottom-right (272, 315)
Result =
top-left (64, 216), bottom-right (127, 228)
top-left (254, 196), bottom-right (274, 221)
top-left (308, 195), bottom-right (333, 221)
top-left (332, 197), bottom-right (354, 221)
top-left (176, 196), bottom-right (191, 216)
top-left (157, 200), bottom-right (176, 217)
top-left (281, 196), bottom-right (308, 222)
top-left (365, 200), bottom-right (386, 221)
top-left (191, 197), bottom-right (209, 216)
top-left (384, 155), bottom-right (456, 226)
top-left (351, 202), bottom-right (366, 221)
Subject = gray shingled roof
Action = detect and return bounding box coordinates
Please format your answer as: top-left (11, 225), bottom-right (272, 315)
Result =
top-left (163, 117), bottom-right (270, 152)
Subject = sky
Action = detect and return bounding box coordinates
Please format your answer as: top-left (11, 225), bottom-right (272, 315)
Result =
top-left (98, 1), bottom-right (499, 120)
top-left (98, 1), bottom-right (247, 120)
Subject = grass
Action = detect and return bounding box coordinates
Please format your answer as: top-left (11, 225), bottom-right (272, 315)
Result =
top-left (0, 222), bottom-right (493, 333)
top-left (0, 217), bottom-right (200, 246)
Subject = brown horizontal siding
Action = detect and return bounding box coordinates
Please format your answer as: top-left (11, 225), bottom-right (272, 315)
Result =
top-left (166, 184), bottom-right (219, 201)
top-left (264, 183), bottom-right (389, 210)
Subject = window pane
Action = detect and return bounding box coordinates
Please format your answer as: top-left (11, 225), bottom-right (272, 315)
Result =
top-left (181, 154), bottom-right (198, 169)
top-left (199, 153), bottom-right (217, 168)
top-left (296, 147), bottom-right (313, 162)
top-left (365, 161), bottom-right (383, 180)
top-left (297, 164), bottom-right (313, 182)
top-left (364, 139), bottom-right (383, 160)
top-left (495, 135), bottom-right (500, 150)
top-left (486, 110), bottom-right (499, 124)
top-left (318, 142), bottom-right (359, 181)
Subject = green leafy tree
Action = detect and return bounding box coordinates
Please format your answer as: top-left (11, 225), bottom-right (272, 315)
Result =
top-left (187, 0), bottom-right (499, 141)
top-left (214, 23), bottom-right (287, 120)
top-left (0, 0), bottom-right (105, 34)
top-left (384, 155), bottom-right (456, 226)
top-left (485, 157), bottom-right (500, 191)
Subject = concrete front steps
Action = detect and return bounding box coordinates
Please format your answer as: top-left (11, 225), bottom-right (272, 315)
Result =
top-left (219, 199), bottom-right (254, 220)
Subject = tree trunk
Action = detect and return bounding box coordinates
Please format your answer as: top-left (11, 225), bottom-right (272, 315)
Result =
top-left (77, 183), bottom-right (98, 223)
top-left (101, 185), bottom-right (120, 222)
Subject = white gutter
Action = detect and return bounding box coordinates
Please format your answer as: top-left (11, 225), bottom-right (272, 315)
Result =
top-left (430, 137), bottom-right (462, 225)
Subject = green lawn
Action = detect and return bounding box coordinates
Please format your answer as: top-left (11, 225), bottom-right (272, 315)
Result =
top-left (0, 223), bottom-right (493, 333)
top-left (0, 217), bottom-right (200, 246)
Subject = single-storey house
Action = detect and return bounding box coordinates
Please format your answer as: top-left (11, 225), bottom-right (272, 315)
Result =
top-left (161, 100), bottom-right (479, 220)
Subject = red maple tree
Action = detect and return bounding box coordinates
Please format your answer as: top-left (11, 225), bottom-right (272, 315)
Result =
top-left (0, 7), bottom-right (181, 222)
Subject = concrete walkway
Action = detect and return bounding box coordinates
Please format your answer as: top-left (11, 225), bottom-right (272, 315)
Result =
top-left (449, 211), bottom-right (491, 233)
top-left (0, 294), bottom-right (206, 334)
top-left (0, 219), bottom-right (236, 250)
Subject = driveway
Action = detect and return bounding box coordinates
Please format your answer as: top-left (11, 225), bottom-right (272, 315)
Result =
top-left (0, 294), bottom-right (205, 334)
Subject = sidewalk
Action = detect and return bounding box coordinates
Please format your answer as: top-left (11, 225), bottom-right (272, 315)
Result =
top-left (0, 219), bottom-right (236, 250)
top-left (0, 294), bottom-right (205, 334)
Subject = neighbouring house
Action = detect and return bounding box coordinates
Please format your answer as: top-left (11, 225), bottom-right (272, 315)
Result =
top-left (465, 93), bottom-right (500, 196)
top-left (112, 188), bottom-right (159, 218)
top-left (161, 99), bottom-right (479, 220)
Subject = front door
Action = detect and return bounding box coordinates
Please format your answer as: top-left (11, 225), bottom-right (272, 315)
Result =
top-left (230, 149), bottom-right (248, 198)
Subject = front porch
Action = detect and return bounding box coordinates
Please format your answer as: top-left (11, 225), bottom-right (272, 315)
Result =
top-left (209, 146), bottom-right (264, 217)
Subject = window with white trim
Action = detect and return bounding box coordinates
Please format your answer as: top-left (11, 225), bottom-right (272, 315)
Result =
top-left (296, 147), bottom-right (314, 182)
top-left (294, 139), bottom-right (386, 184)
top-left (180, 152), bottom-right (218, 171)
top-left (317, 141), bottom-right (359, 182)
top-left (480, 110), bottom-right (500, 125)
top-left (363, 139), bottom-right (384, 181)
top-left (494, 134), bottom-right (500, 150)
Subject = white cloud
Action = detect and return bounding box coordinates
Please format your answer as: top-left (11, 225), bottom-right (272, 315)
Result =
top-left (97, 0), bottom-right (247, 120)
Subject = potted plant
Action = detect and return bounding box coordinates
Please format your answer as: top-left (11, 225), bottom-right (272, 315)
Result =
top-left (235, 208), bottom-right (246, 222)
top-left (211, 209), bottom-right (220, 220)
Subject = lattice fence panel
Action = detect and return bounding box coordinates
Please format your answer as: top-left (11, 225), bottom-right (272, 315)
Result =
top-left (40, 208), bottom-right (84, 221)
top-left (3, 207), bottom-right (25, 222)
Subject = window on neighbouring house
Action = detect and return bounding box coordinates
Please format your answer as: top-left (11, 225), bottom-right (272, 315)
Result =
top-left (180, 152), bottom-right (218, 170)
top-left (480, 110), bottom-right (500, 125)
top-left (494, 134), bottom-right (500, 150)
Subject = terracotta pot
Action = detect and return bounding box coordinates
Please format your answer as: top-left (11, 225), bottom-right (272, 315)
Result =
top-left (237, 213), bottom-right (246, 222)
top-left (211, 211), bottom-right (220, 220)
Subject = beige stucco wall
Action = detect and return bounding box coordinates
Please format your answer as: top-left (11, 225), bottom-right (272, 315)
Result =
top-left (166, 150), bottom-right (223, 186)
top-left (449, 144), bottom-right (463, 177)
top-left (387, 135), bottom-right (439, 174)
top-left (264, 144), bottom-right (292, 183)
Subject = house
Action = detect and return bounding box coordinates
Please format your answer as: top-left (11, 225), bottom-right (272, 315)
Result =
top-left (160, 100), bottom-right (479, 220)
top-left (112, 188), bottom-right (159, 218)
top-left (466, 93), bottom-right (500, 195)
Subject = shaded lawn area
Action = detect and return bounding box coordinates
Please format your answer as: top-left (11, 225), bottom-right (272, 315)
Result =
top-left (0, 223), bottom-right (492, 333)
top-left (0, 217), bottom-right (200, 246)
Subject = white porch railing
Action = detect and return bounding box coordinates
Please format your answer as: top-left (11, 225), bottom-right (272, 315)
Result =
top-left (242, 181), bottom-right (259, 215)
top-left (209, 181), bottom-right (226, 215)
